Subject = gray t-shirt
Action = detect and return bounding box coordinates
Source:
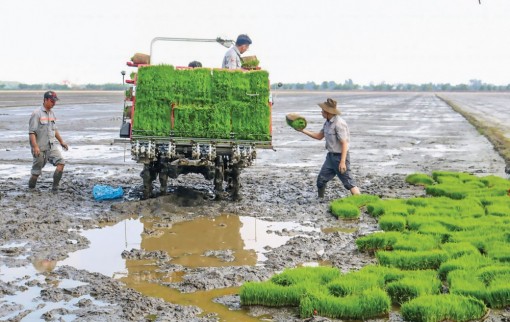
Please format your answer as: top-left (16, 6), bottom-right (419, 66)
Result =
top-left (29, 106), bottom-right (58, 151)
top-left (222, 46), bottom-right (242, 69)
top-left (320, 115), bottom-right (350, 153)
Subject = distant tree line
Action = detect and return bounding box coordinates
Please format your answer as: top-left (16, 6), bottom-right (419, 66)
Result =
top-left (0, 83), bottom-right (125, 91)
top-left (272, 79), bottom-right (510, 92)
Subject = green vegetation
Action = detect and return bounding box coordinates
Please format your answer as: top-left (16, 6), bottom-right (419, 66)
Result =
top-left (405, 173), bottom-right (435, 186)
top-left (330, 194), bottom-right (380, 219)
top-left (241, 171), bottom-right (510, 320)
top-left (272, 79), bottom-right (510, 92)
top-left (401, 294), bottom-right (487, 322)
top-left (386, 270), bottom-right (441, 305)
top-left (241, 56), bottom-right (260, 69)
top-left (132, 65), bottom-right (271, 140)
top-left (287, 118), bottom-right (307, 131)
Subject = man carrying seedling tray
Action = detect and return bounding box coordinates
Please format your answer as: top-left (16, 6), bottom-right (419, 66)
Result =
top-left (295, 98), bottom-right (360, 198)
top-left (222, 34), bottom-right (252, 69)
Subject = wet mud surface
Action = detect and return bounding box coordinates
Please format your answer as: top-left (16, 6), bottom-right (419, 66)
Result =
top-left (0, 91), bottom-right (508, 321)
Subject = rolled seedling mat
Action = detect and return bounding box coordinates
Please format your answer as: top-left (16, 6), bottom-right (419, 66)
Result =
top-left (286, 113), bottom-right (307, 130)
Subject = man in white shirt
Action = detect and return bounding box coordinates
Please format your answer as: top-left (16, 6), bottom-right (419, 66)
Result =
top-left (222, 34), bottom-right (252, 69)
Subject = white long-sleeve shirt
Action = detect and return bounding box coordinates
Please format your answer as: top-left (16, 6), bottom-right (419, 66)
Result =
top-left (222, 46), bottom-right (242, 69)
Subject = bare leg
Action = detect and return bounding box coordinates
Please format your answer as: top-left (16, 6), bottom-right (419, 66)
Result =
top-left (350, 186), bottom-right (361, 195)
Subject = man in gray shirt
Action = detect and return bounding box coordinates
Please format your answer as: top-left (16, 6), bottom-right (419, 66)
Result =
top-left (222, 34), bottom-right (252, 69)
top-left (298, 98), bottom-right (360, 198)
top-left (28, 91), bottom-right (68, 191)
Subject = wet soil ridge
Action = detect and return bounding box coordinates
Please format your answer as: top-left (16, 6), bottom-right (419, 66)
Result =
top-left (240, 171), bottom-right (510, 321)
top-left (436, 94), bottom-right (510, 174)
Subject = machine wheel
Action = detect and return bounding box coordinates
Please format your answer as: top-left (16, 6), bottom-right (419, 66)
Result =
top-left (214, 157), bottom-right (224, 199)
top-left (141, 166), bottom-right (152, 199)
top-left (230, 165), bottom-right (241, 201)
top-left (141, 163), bottom-right (158, 199)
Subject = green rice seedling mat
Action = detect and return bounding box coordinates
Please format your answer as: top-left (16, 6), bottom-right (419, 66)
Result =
top-left (132, 65), bottom-right (271, 141)
top-left (241, 171), bottom-right (509, 320)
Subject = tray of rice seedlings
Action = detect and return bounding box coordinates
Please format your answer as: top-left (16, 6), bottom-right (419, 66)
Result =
top-left (438, 253), bottom-right (494, 280)
top-left (477, 266), bottom-right (510, 308)
top-left (432, 170), bottom-right (468, 182)
top-left (231, 101), bottom-right (271, 141)
top-left (241, 55), bottom-right (260, 69)
top-left (133, 100), bottom-right (171, 136)
top-left (477, 265), bottom-right (510, 285)
top-left (485, 241), bottom-right (510, 262)
top-left (270, 266), bottom-right (341, 286)
top-left (330, 194), bottom-right (380, 219)
top-left (391, 233), bottom-right (440, 252)
top-left (448, 269), bottom-right (490, 304)
top-left (356, 231), bottom-right (401, 253)
top-left (240, 281), bottom-right (311, 307)
top-left (485, 274), bottom-right (510, 308)
top-left (359, 265), bottom-right (406, 284)
top-left (299, 288), bottom-right (391, 319)
top-left (285, 113), bottom-right (307, 131)
top-left (480, 174), bottom-right (510, 188)
top-left (378, 214), bottom-right (407, 232)
top-left (386, 270), bottom-right (441, 305)
top-left (366, 199), bottom-right (413, 218)
top-left (240, 266), bottom-right (340, 307)
top-left (376, 249), bottom-right (449, 270)
top-left (441, 242), bottom-right (480, 259)
top-left (486, 203), bottom-right (510, 217)
top-left (451, 225), bottom-right (508, 254)
top-left (172, 104), bottom-right (210, 138)
top-left (401, 294), bottom-right (487, 322)
top-left (248, 70), bottom-right (270, 102)
top-left (405, 173), bottom-right (435, 186)
top-left (448, 267), bottom-right (510, 309)
top-left (327, 270), bottom-right (385, 297)
top-left (173, 68), bottom-right (212, 105)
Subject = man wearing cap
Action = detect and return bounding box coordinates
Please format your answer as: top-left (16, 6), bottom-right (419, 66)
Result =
top-left (298, 98), bottom-right (360, 198)
top-left (28, 91), bottom-right (68, 191)
top-left (222, 34), bottom-right (252, 69)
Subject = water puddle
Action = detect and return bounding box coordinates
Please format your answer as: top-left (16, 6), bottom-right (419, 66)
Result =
top-left (0, 264), bottom-right (107, 322)
top-left (56, 214), bottom-right (319, 321)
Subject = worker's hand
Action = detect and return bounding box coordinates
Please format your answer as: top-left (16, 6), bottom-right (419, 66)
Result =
top-left (339, 161), bottom-right (347, 174)
top-left (32, 146), bottom-right (40, 157)
top-left (60, 142), bottom-right (69, 151)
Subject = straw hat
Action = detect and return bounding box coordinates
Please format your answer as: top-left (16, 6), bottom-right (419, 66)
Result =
top-left (318, 98), bottom-right (341, 115)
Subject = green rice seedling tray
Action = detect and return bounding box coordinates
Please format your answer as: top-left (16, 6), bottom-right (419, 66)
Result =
top-left (132, 65), bottom-right (271, 141)
top-left (401, 294), bottom-right (487, 322)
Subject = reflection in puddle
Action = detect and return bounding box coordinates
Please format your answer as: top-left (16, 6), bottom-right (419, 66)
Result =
top-left (58, 214), bottom-right (319, 321)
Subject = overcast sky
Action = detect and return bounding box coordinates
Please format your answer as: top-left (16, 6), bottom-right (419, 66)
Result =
top-left (2, 0), bottom-right (510, 85)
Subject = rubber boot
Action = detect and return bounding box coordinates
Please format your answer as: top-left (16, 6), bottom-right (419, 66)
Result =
top-left (159, 172), bottom-right (168, 196)
top-left (52, 170), bottom-right (63, 192)
top-left (318, 187), bottom-right (326, 198)
top-left (28, 175), bottom-right (38, 189)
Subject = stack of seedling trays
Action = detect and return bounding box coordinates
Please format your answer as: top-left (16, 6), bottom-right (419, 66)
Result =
top-left (132, 65), bottom-right (271, 142)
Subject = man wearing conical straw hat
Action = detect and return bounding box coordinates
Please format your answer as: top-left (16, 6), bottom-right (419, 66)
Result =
top-left (297, 98), bottom-right (360, 198)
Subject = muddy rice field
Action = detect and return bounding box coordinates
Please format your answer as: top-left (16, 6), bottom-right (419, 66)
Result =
top-left (0, 91), bottom-right (509, 321)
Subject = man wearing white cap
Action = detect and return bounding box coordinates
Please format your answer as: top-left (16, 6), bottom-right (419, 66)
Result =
top-left (222, 34), bottom-right (252, 69)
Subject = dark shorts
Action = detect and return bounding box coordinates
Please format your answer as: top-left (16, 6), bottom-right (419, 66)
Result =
top-left (317, 152), bottom-right (357, 190)
top-left (31, 146), bottom-right (65, 176)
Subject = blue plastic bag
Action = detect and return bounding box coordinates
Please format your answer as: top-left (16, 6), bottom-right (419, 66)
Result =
top-left (92, 185), bottom-right (124, 201)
